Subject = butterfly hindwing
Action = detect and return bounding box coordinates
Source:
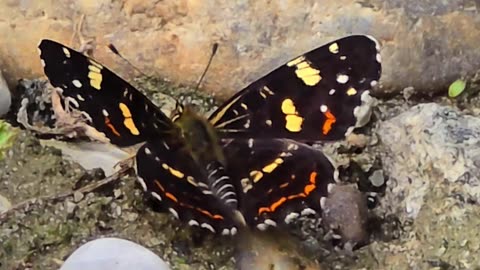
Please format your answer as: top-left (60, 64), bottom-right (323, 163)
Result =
top-left (136, 139), bottom-right (239, 235)
top-left (38, 40), bottom-right (175, 147)
top-left (209, 35), bottom-right (381, 141)
top-left (224, 139), bottom-right (337, 230)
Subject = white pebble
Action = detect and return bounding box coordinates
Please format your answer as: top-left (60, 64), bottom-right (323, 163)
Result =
top-left (60, 238), bottom-right (170, 270)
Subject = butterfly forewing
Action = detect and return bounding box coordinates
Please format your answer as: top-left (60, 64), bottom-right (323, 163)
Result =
top-left (39, 40), bottom-right (175, 147)
top-left (209, 35), bottom-right (381, 141)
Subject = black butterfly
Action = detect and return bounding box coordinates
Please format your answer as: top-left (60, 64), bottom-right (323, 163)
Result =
top-left (38, 35), bottom-right (381, 234)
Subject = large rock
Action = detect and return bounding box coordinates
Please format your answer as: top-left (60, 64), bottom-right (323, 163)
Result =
top-left (368, 103), bottom-right (480, 268)
top-left (0, 1), bottom-right (479, 98)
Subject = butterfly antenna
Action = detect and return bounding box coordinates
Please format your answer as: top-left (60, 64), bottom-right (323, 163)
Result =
top-left (195, 43), bottom-right (219, 91)
top-left (107, 43), bottom-right (150, 78)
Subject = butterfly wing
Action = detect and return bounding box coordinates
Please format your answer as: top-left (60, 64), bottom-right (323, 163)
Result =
top-left (135, 139), bottom-right (239, 235)
top-left (224, 139), bottom-right (337, 230)
top-left (209, 35), bottom-right (381, 141)
top-left (38, 39), bottom-right (175, 147)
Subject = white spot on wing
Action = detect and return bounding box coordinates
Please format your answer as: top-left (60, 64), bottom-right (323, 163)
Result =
top-left (137, 176), bottom-right (147, 191)
top-left (264, 219), bottom-right (277, 227)
top-left (256, 223), bottom-right (268, 231)
top-left (169, 208), bottom-right (179, 219)
top-left (301, 208), bottom-right (316, 216)
top-left (188, 220), bottom-right (199, 226)
top-left (284, 212), bottom-right (299, 224)
top-left (151, 192), bottom-right (162, 202)
top-left (201, 223), bottom-right (215, 233)
top-left (72, 80), bottom-right (82, 88)
top-left (329, 89), bottom-right (336, 95)
top-left (320, 197), bottom-right (327, 208)
top-left (62, 47), bottom-right (71, 58)
top-left (366, 35), bottom-right (381, 51)
top-left (144, 147), bottom-right (151, 155)
top-left (102, 109), bottom-right (109, 117)
top-left (320, 105), bottom-right (328, 113)
top-left (336, 74), bottom-right (349, 84)
top-left (327, 183), bottom-right (335, 193)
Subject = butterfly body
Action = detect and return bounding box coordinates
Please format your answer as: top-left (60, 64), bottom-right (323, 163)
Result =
top-left (38, 35), bottom-right (381, 234)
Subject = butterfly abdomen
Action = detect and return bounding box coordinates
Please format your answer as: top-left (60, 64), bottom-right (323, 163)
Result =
top-left (206, 161), bottom-right (238, 208)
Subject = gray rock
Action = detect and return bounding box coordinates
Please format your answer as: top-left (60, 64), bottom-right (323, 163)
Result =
top-left (378, 103), bottom-right (480, 221)
top-left (60, 238), bottom-right (170, 270)
top-left (0, 70), bottom-right (11, 117)
top-left (354, 102), bottom-right (480, 268)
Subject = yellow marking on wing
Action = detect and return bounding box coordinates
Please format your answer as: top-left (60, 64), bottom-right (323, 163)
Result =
top-left (281, 99), bottom-right (304, 132)
top-left (161, 163), bottom-right (185, 178)
top-left (346, 87), bottom-right (357, 96)
top-left (88, 64), bottom-right (103, 90)
top-left (287, 56), bottom-right (321, 86)
top-left (250, 170), bottom-right (264, 183)
top-left (285, 115), bottom-right (304, 132)
top-left (118, 103), bottom-right (140, 135)
top-left (286, 56), bottom-right (305, 67)
top-left (281, 99), bottom-right (296, 114)
top-left (262, 86), bottom-right (275, 95)
top-left (262, 158), bottom-right (284, 173)
top-left (329, 42), bottom-right (339, 54)
top-left (209, 94), bottom-right (243, 125)
top-left (89, 59), bottom-right (103, 69)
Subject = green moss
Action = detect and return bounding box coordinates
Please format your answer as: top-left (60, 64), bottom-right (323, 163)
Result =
top-left (0, 120), bottom-right (16, 160)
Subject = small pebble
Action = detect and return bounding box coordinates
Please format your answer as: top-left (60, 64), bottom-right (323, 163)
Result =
top-left (0, 194), bottom-right (11, 213)
top-left (0, 70), bottom-right (11, 117)
top-left (60, 238), bottom-right (170, 270)
top-left (369, 170), bottom-right (385, 187)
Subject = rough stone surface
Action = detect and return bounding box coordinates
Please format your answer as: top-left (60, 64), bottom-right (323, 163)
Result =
top-left (322, 184), bottom-right (369, 246)
top-left (0, 1), bottom-right (479, 99)
top-left (378, 103), bottom-right (480, 221)
top-left (368, 103), bottom-right (480, 268)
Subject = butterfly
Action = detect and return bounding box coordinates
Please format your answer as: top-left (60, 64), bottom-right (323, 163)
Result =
top-left (38, 35), bottom-right (381, 234)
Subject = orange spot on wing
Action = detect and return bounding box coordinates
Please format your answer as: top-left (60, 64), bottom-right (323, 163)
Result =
top-left (259, 172), bottom-right (318, 214)
top-left (258, 197), bottom-right (287, 215)
top-left (105, 117), bottom-right (121, 136)
top-left (165, 192), bottom-right (178, 202)
top-left (153, 180), bottom-right (223, 220)
top-left (279, 182), bottom-right (289, 188)
top-left (196, 208), bottom-right (224, 220)
top-left (154, 180), bottom-right (165, 192)
top-left (322, 110), bottom-right (337, 135)
top-left (154, 180), bottom-right (177, 202)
